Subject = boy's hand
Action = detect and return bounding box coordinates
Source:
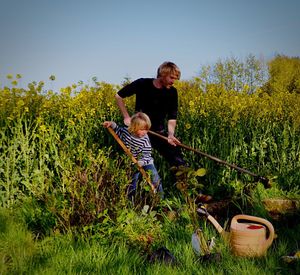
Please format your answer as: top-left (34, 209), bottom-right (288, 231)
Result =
top-left (152, 184), bottom-right (157, 194)
top-left (103, 121), bottom-right (112, 128)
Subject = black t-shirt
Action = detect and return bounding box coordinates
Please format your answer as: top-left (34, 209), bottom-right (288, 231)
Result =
top-left (117, 78), bottom-right (178, 132)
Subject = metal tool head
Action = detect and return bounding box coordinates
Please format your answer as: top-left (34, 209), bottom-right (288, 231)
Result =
top-left (196, 204), bottom-right (209, 217)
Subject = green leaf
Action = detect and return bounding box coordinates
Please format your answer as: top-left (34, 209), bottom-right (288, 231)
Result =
top-left (142, 205), bottom-right (150, 215)
top-left (194, 168), bottom-right (206, 177)
top-left (144, 185), bottom-right (150, 192)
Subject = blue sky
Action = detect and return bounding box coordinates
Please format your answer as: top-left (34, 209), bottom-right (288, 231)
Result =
top-left (1, 0), bottom-right (300, 90)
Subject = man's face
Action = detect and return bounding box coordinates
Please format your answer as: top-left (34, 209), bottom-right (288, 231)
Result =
top-left (160, 73), bottom-right (178, 89)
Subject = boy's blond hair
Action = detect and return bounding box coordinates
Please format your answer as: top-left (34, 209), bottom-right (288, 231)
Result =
top-left (157, 61), bottom-right (181, 80)
top-left (128, 112), bottom-right (151, 134)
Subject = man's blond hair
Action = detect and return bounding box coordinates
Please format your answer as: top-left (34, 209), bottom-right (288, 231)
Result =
top-left (157, 61), bottom-right (181, 80)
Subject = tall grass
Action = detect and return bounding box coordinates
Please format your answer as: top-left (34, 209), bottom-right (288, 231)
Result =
top-left (1, 207), bottom-right (299, 274)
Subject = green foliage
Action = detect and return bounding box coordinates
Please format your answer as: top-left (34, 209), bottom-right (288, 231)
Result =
top-left (17, 197), bottom-right (57, 237)
top-left (176, 78), bottom-right (300, 197)
top-left (263, 55), bottom-right (300, 94)
top-left (1, 55), bottom-right (300, 208)
top-left (51, 149), bottom-right (129, 231)
top-left (0, 208), bottom-right (38, 274)
top-left (1, 206), bottom-right (299, 274)
top-left (0, 54), bottom-right (300, 273)
top-left (114, 206), bottom-right (165, 252)
top-left (197, 54), bottom-right (268, 93)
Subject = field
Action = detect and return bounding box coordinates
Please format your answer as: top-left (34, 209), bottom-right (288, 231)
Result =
top-left (1, 55), bottom-right (300, 274)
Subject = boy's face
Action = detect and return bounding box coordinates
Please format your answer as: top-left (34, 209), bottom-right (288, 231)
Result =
top-left (135, 129), bottom-right (148, 138)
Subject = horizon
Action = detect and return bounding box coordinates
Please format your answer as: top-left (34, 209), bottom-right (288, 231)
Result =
top-left (1, 0), bottom-right (299, 90)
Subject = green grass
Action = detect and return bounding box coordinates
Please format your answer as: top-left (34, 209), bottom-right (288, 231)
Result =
top-left (0, 205), bottom-right (299, 274)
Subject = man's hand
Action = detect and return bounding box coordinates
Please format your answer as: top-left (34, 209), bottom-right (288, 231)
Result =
top-left (167, 134), bottom-right (181, 146)
top-left (124, 117), bottom-right (131, 126)
top-left (115, 94), bottom-right (131, 126)
top-left (167, 119), bottom-right (179, 146)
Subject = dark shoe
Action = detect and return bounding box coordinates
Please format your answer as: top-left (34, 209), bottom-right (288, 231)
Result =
top-left (149, 246), bottom-right (177, 265)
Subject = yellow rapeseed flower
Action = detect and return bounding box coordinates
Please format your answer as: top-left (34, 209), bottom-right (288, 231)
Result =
top-left (17, 99), bottom-right (25, 107)
top-left (90, 108), bottom-right (95, 116)
top-left (185, 123), bottom-right (191, 130)
top-left (40, 125), bottom-right (47, 132)
top-left (68, 119), bottom-right (75, 126)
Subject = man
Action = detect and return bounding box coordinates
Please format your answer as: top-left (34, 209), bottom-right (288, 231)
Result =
top-left (115, 61), bottom-right (186, 168)
top-left (115, 61), bottom-right (212, 202)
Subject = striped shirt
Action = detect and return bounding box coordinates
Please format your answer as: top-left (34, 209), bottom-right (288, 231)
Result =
top-left (111, 122), bottom-right (154, 167)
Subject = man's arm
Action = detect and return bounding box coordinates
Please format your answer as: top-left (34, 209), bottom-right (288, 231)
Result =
top-left (115, 94), bottom-right (131, 126)
top-left (167, 119), bottom-right (180, 146)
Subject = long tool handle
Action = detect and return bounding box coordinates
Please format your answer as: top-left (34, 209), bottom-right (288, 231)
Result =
top-left (107, 127), bottom-right (155, 192)
top-left (149, 130), bottom-right (270, 187)
top-left (207, 215), bottom-right (225, 235)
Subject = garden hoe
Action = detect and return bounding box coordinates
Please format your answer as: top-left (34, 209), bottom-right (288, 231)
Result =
top-left (191, 228), bottom-right (221, 263)
top-left (149, 130), bottom-right (271, 188)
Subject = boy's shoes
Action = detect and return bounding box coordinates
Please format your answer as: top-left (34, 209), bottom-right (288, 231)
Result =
top-left (195, 193), bottom-right (213, 203)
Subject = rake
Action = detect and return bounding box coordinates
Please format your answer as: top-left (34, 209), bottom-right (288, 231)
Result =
top-left (149, 130), bottom-right (271, 188)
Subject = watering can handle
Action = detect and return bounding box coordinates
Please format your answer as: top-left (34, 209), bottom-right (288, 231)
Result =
top-left (232, 215), bottom-right (275, 248)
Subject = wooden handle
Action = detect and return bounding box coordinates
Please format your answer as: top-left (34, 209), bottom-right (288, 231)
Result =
top-left (107, 127), bottom-right (155, 192)
top-left (207, 215), bottom-right (225, 235)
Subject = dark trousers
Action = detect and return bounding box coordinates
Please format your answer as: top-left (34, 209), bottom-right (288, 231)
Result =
top-left (149, 131), bottom-right (186, 168)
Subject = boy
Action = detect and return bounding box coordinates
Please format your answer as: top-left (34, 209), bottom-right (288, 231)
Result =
top-left (103, 112), bottom-right (163, 201)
